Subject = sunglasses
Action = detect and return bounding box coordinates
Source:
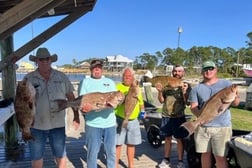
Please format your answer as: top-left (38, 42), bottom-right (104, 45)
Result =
top-left (202, 67), bottom-right (215, 72)
top-left (38, 57), bottom-right (50, 61)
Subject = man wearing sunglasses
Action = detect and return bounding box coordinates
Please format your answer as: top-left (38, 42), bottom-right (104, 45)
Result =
top-left (24, 47), bottom-right (80, 168)
top-left (189, 60), bottom-right (240, 168)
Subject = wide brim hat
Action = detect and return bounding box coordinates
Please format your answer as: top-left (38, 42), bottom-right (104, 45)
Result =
top-left (29, 47), bottom-right (57, 62)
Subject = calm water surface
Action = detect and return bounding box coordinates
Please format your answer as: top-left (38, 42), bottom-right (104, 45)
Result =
top-left (14, 73), bottom-right (122, 83)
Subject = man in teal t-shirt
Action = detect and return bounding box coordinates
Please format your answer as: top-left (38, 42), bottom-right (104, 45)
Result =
top-left (78, 59), bottom-right (116, 168)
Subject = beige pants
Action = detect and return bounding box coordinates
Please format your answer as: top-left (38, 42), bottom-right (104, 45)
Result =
top-left (194, 126), bottom-right (232, 157)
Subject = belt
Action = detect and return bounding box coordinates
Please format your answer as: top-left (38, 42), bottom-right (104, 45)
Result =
top-left (116, 115), bottom-right (136, 121)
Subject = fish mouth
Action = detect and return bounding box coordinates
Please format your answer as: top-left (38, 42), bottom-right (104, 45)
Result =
top-left (106, 102), bottom-right (115, 108)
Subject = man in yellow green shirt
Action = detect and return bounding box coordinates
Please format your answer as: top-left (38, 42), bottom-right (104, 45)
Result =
top-left (115, 67), bottom-right (145, 168)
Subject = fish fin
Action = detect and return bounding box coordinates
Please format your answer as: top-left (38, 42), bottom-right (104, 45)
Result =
top-left (31, 117), bottom-right (35, 127)
top-left (54, 99), bottom-right (68, 112)
top-left (122, 119), bottom-right (128, 128)
top-left (218, 104), bottom-right (227, 113)
top-left (28, 102), bottom-right (33, 109)
top-left (22, 129), bottom-right (34, 142)
top-left (181, 121), bottom-right (198, 136)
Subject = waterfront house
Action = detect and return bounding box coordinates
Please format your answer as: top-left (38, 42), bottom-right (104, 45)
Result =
top-left (105, 54), bottom-right (133, 72)
top-left (17, 61), bottom-right (35, 72)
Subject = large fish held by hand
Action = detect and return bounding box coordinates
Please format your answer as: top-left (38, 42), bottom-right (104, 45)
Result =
top-left (143, 75), bottom-right (183, 89)
top-left (54, 91), bottom-right (125, 112)
top-left (14, 78), bottom-right (36, 141)
top-left (181, 84), bottom-right (238, 136)
top-left (122, 79), bottom-right (140, 128)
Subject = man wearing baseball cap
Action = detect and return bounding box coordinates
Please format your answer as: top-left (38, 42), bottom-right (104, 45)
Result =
top-left (189, 60), bottom-right (240, 168)
top-left (78, 59), bottom-right (117, 168)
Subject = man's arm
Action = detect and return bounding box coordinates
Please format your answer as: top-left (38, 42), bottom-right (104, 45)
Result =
top-left (66, 92), bottom-right (80, 130)
top-left (190, 102), bottom-right (200, 117)
top-left (155, 83), bottom-right (164, 103)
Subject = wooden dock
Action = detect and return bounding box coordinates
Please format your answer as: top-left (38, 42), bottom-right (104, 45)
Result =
top-left (0, 115), bottom-right (189, 168)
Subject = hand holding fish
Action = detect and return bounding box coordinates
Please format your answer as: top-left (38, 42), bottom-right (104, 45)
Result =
top-left (181, 84), bottom-right (238, 137)
top-left (182, 82), bottom-right (188, 94)
top-left (232, 92), bottom-right (240, 106)
top-left (155, 82), bottom-right (163, 92)
top-left (53, 91), bottom-right (125, 113)
top-left (81, 103), bottom-right (93, 112)
top-left (122, 79), bottom-right (140, 128)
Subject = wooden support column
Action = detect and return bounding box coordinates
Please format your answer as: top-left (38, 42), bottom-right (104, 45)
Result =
top-left (0, 36), bottom-right (18, 147)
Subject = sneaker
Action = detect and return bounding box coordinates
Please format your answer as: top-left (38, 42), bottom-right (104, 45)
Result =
top-left (176, 161), bottom-right (184, 168)
top-left (158, 159), bottom-right (171, 168)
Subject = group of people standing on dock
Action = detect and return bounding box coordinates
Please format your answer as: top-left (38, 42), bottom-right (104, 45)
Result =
top-left (23, 47), bottom-right (240, 168)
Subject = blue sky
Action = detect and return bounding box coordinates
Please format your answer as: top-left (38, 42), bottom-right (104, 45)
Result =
top-left (14, 0), bottom-right (252, 66)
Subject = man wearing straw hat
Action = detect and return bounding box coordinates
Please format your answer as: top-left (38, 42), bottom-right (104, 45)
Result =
top-left (24, 47), bottom-right (80, 168)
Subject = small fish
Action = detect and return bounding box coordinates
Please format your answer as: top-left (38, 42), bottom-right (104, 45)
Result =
top-left (143, 75), bottom-right (183, 88)
top-left (14, 78), bottom-right (36, 141)
top-left (181, 84), bottom-right (238, 136)
top-left (54, 91), bottom-right (125, 112)
top-left (122, 79), bottom-right (140, 128)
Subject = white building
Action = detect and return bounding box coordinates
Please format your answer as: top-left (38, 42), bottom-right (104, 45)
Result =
top-left (105, 54), bottom-right (133, 72)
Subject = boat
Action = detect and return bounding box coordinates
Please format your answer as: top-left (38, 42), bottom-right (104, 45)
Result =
top-left (242, 64), bottom-right (252, 77)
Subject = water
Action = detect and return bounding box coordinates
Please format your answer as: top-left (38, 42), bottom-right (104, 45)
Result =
top-left (11, 73), bottom-right (122, 83)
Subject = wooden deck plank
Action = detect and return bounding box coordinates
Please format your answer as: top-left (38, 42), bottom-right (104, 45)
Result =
top-left (0, 125), bottom-right (189, 168)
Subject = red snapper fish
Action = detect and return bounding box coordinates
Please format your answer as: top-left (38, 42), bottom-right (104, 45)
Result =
top-left (122, 79), bottom-right (140, 128)
top-left (14, 78), bottom-right (36, 141)
top-left (143, 75), bottom-right (183, 89)
top-left (181, 84), bottom-right (238, 136)
top-left (54, 91), bottom-right (125, 112)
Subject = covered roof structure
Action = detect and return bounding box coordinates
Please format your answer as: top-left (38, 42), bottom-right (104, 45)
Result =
top-left (0, 0), bottom-right (97, 71)
top-left (0, 0), bottom-right (97, 147)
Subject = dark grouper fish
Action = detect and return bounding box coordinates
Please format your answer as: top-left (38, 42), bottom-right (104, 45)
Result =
top-left (181, 84), bottom-right (238, 137)
top-left (143, 75), bottom-right (183, 89)
top-left (14, 78), bottom-right (36, 141)
top-left (54, 91), bottom-right (125, 113)
top-left (122, 79), bottom-right (139, 128)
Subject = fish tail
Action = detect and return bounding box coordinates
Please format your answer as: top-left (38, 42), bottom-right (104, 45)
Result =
top-left (181, 121), bottom-right (198, 136)
top-left (22, 130), bottom-right (34, 142)
top-left (54, 99), bottom-right (68, 112)
top-left (121, 119), bottom-right (128, 128)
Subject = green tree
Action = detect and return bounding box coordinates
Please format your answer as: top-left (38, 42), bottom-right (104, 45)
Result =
top-left (138, 53), bottom-right (158, 71)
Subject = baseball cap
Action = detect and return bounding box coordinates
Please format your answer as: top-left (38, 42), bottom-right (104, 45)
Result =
top-left (90, 59), bottom-right (103, 69)
top-left (202, 60), bottom-right (216, 69)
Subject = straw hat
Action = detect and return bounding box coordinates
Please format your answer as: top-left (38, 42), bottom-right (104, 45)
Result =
top-left (29, 47), bottom-right (57, 62)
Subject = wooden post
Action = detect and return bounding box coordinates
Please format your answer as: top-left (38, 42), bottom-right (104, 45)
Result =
top-left (0, 36), bottom-right (19, 147)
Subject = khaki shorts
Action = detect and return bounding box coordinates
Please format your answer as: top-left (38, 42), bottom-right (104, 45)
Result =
top-left (194, 126), bottom-right (232, 157)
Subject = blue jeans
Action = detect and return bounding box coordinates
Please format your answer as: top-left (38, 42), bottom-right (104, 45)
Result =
top-left (85, 124), bottom-right (116, 168)
top-left (28, 127), bottom-right (66, 160)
